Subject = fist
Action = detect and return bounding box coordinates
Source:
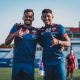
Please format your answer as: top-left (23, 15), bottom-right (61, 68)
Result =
top-left (18, 28), bottom-right (25, 38)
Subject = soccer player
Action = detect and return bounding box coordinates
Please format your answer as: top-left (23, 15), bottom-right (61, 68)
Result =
top-left (38, 9), bottom-right (70, 80)
top-left (66, 49), bottom-right (75, 80)
top-left (5, 9), bottom-right (38, 80)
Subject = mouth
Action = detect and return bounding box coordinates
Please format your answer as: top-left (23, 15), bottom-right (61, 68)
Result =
top-left (24, 20), bottom-right (32, 25)
top-left (44, 21), bottom-right (49, 23)
top-left (25, 20), bottom-right (31, 23)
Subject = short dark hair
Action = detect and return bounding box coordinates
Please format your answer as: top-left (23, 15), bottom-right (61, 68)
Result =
top-left (42, 9), bottom-right (52, 14)
top-left (24, 9), bottom-right (34, 16)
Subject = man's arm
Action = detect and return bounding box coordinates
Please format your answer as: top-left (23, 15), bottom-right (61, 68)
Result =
top-left (5, 28), bottom-right (24, 45)
top-left (58, 34), bottom-right (71, 47)
top-left (51, 34), bottom-right (70, 47)
top-left (5, 33), bottom-right (16, 45)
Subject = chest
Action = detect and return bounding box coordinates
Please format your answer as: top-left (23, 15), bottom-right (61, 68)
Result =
top-left (41, 27), bottom-right (59, 39)
top-left (69, 55), bottom-right (74, 59)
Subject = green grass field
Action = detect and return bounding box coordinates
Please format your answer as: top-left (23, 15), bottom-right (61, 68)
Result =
top-left (0, 68), bottom-right (80, 80)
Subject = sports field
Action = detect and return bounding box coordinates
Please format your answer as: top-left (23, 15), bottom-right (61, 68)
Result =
top-left (0, 68), bottom-right (80, 80)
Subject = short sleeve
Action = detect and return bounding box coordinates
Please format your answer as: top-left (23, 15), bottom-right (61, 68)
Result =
top-left (10, 24), bottom-right (18, 33)
top-left (58, 25), bottom-right (67, 36)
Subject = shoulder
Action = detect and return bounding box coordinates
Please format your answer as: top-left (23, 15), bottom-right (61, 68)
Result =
top-left (39, 26), bottom-right (46, 31)
top-left (36, 27), bottom-right (45, 35)
top-left (52, 24), bottom-right (65, 30)
top-left (12, 23), bottom-right (22, 29)
top-left (40, 26), bottom-right (45, 29)
top-left (10, 23), bottom-right (23, 33)
top-left (14, 23), bottom-right (21, 27)
top-left (31, 26), bottom-right (38, 31)
top-left (53, 23), bottom-right (60, 27)
top-left (55, 24), bottom-right (64, 29)
top-left (52, 23), bottom-right (61, 27)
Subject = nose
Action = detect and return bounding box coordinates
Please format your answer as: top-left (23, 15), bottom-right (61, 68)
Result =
top-left (26, 16), bottom-right (30, 19)
top-left (45, 16), bottom-right (48, 20)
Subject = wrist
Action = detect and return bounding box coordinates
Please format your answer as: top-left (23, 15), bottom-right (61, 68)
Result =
top-left (58, 40), bottom-right (63, 45)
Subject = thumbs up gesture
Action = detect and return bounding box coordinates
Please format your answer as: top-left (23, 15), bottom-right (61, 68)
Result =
top-left (50, 37), bottom-right (59, 47)
top-left (18, 28), bottom-right (25, 38)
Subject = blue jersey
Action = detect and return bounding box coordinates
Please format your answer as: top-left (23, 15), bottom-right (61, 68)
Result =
top-left (38, 24), bottom-right (67, 65)
top-left (10, 24), bottom-right (38, 64)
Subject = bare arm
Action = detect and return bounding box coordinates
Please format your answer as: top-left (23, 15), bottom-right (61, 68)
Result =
top-left (5, 28), bottom-right (24, 45)
top-left (51, 34), bottom-right (71, 47)
top-left (5, 33), bottom-right (16, 45)
top-left (58, 34), bottom-right (71, 47)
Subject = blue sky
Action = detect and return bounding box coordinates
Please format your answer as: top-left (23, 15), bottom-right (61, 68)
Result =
top-left (0, 0), bottom-right (80, 44)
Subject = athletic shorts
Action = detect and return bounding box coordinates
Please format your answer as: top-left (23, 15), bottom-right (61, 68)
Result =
top-left (44, 62), bottom-right (66, 80)
top-left (12, 64), bottom-right (34, 80)
top-left (67, 64), bottom-right (74, 73)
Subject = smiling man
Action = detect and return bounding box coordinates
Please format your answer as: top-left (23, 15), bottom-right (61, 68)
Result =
top-left (5, 9), bottom-right (38, 80)
top-left (38, 9), bottom-right (70, 80)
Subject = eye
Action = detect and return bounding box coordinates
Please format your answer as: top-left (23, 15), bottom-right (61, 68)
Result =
top-left (43, 15), bottom-right (46, 18)
top-left (28, 16), bottom-right (33, 18)
top-left (25, 16), bottom-right (33, 18)
top-left (42, 15), bottom-right (51, 18)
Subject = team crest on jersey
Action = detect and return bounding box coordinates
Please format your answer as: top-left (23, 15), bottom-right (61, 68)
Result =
top-left (25, 29), bottom-right (30, 34)
top-left (45, 28), bottom-right (51, 32)
top-left (45, 27), bottom-right (58, 32)
top-left (52, 27), bottom-right (58, 32)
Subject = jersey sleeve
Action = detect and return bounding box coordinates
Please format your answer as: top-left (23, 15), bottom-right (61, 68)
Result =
top-left (9, 24), bottom-right (18, 34)
top-left (58, 25), bottom-right (67, 36)
top-left (59, 25), bottom-right (67, 35)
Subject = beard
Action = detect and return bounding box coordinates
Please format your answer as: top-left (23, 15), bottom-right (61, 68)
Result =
top-left (24, 21), bottom-right (32, 26)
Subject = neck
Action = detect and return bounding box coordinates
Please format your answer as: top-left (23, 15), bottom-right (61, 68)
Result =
top-left (24, 24), bottom-right (32, 28)
top-left (45, 23), bottom-right (53, 27)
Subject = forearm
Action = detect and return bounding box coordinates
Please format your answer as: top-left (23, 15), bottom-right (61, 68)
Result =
top-left (5, 33), bottom-right (16, 45)
top-left (58, 39), bottom-right (71, 47)
top-left (51, 37), bottom-right (71, 47)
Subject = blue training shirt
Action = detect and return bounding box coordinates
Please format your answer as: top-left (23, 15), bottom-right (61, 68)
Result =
top-left (10, 24), bottom-right (38, 64)
top-left (38, 24), bottom-right (68, 65)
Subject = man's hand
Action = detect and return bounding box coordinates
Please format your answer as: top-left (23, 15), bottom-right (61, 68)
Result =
top-left (15, 28), bottom-right (25, 38)
top-left (50, 37), bottom-right (58, 47)
top-left (5, 27), bottom-right (26, 45)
